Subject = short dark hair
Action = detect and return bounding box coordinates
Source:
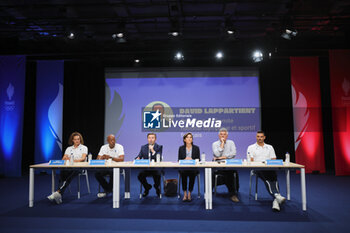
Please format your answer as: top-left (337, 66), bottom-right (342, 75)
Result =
top-left (147, 133), bottom-right (157, 138)
top-left (257, 130), bottom-right (265, 135)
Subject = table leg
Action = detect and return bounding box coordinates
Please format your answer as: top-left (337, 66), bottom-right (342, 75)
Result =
top-left (204, 168), bottom-right (208, 209)
top-left (286, 169), bottom-right (290, 200)
top-left (300, 168), bottom-right (307, 211)
top-left (113, 168), bottom-right (120, 208)
top-left (208, 168), bottom-right (212, 209)
top-left (29, 168), bottom-right (34, 207)
top-left (124, 168), bottom-right (130, 199)
top-left (51, 169), bottom-right (56, 193)
top-left (205, 168), bottom-right (212, 210)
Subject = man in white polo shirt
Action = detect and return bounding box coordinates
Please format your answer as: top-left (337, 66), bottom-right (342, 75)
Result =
top-left (95, 134), bottom-right (124, 198)
top-left (247, 130), bottom-right (286, 211)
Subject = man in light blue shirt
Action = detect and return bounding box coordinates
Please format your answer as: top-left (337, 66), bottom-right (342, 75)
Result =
top-left (212, 128), bottom-right (239, 202)
top-left (212, 136), bottom-right (236, 160)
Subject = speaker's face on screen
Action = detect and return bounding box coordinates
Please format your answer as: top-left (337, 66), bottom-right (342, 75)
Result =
top-left (256, 133), bottom-right (266, 143)
top-left (147, 134), bottom-right (156, 145)
top-left (152, 104), bottom-right (164, 115)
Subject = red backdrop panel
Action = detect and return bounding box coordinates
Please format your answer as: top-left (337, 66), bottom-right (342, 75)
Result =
top-left (329, 50), bottom-right (350, 175)
top-left (290, 57), bottom-right (325, 173)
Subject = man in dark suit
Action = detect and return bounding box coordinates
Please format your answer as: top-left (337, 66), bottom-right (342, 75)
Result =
top-left (136, 133), bottom-right (163, 197)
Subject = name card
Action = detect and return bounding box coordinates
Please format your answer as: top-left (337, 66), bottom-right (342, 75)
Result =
top-left (49, 160), bottom-right (65, 165)
top-left (134, 159), bottom-right (150, 165)
top-left (226, 159), bottom-right (243, 165)
top-left (89, 160), bottom-right (106, 165)
top-left (266, 159), bottom-right (283, 165)
top-left (179, 160), bottom-right (196, 165)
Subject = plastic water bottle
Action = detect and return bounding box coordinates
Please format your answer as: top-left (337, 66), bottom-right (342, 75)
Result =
top-left (285, 152), bottom-right (290, 165)
top-left (88, 153), bottom-right (92, 162)
top-left (70, 154), bottom-right (74, 165)
top-left (156, 153), bottom-right (160, 163)
top-left (201, 152), bottom-right (206, 162)
top-left (247, 152), bottom-right (251, 165)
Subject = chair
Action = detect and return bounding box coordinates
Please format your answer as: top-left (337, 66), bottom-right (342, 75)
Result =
top-left (177, 171), bottom-right (201, 199)
top-left (67, 158), bottom-right (91, 199)
top-left (249, 170), bottom-right (285, 201)
top-left (213, 170), bottom-right (239, 196)
top-left (249, 170), bottom-right (259, 200)
top-left (139, 170), bottom-right (165, 199)
top-left (98, 169), bottom-right (126, 193)
top-left (77, 169), bottom-right (91, 199)
top-left (67, 169), bottom-right (91, 199)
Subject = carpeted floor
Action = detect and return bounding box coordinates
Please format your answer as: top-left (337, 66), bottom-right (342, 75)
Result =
top-left (0, 170), bottom-right (348, 233)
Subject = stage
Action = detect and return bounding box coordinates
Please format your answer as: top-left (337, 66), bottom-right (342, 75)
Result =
top-left (0, 170), bottom-right (348, 233)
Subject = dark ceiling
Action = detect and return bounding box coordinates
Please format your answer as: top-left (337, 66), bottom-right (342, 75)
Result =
top-left (1, 0), bottom-right (350, 61)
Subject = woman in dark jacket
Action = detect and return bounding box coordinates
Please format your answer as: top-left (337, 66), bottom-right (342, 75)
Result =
top-left (178, 132), bottom-right (200, 201)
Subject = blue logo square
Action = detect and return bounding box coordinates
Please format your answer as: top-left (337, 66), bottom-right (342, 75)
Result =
top-left (143, 110), bottom-right (161, 129)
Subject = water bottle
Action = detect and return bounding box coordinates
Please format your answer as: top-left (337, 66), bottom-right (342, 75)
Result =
top-left (285, 152), bottom-right (290, 165)
top-left (156, 153), bottom-right (160, 163)
top-left (88, 153), bottom-right (92, 162)
top-left (70, 154), bottom-right (74, 165)
top-left (247, 152), bottom-right (251, 165)
top-left (201, 152), bottom-right (206, 162)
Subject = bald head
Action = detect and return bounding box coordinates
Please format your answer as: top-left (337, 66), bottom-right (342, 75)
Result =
top-left (107, 134), bottom-right (116, 148)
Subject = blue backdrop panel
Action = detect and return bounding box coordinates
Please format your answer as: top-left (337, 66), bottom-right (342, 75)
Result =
top-left (34, 61), bottom-right (64, 163)
top-left (0, 55), bottom-right (26, 177)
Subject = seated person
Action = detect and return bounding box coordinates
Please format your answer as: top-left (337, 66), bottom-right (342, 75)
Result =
top-left (178, 132), bottom-right (200, 202)
top-left (247, 130), bottom-right (286, 212)
top-left (95, 134), bottom-right (124, 198)
top-left (47, 132), bottom-right (87, 204)
top-left (136, 133), bottom-right (163, 197)
top-left (212, 128), bottom-right (239, 202)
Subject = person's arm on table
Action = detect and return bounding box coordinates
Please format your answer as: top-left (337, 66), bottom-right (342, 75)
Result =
top-left (212, 141), bottom-right (224, 160)
top-left (75, 153), bottom-right (87, 162)
top-left (213, 140), bottom-right (236, 160)
top-left (135, 146), bottom-right (144, 160)
top-left (223, 141), bottom-right (236, 160)
top-left (99, 154), bottom-right (124, 162)
top-left (75, 146), bottom-right (88, 162)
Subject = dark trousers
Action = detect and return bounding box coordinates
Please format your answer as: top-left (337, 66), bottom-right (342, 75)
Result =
top-left (180, 170), bottom-right (198, 192)
top-left (95, 170), bottom-right (113, 193)
top-left (256, 170), bottom-right (280, 197)
top-left (58, 170), bottom-right (79, 195)
top-left (213, 170), bottom-right (239, 195)
top-left (138, 170), bottom-right (161, 190)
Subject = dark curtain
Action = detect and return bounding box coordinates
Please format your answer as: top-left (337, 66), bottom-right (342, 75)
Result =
top-left (319, 57), bottom-right (335, 173)
top-left (259, 59), bottom-right (295, 161)
top-left (21, 61), bottom-right (36, 175)
top-left (63, 61), bottom-right (105, 158)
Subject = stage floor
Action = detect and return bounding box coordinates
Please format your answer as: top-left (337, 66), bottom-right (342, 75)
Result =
top-left (0, 170), bottom-right (348, 233)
